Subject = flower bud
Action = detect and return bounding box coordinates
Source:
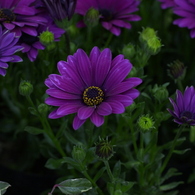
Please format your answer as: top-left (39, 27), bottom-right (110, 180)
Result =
top-left (19, 80), bottom-right (33, 96)
top-left (39, 30), bottom-right (54, 46)
top-left (84, 8), bottom-right (100, 27)
top-left (122, 43), bottom-right (136, 59)
top-left (138, 114), bottom-right (155, 132)
top-left (139, 27), bottom-right (162, 54)
top-left (167, 60), bottom-right (186, 82)
top-left (72, 145), bottom-right (86, 162)
top-left (95, 137), bottom-right (114, 160)
top-left (151, 83), bottom-right (169, 102)
top-left (38, 103), bottom-right (49, 116)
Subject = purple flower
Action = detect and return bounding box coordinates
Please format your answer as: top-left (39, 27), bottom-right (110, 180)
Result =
top-left (173, 0), bottom-right (195, 38)
top-left (40, 0), bottom-right (77, 21)
top-left (0, 0), bottom-right (47, 37)
top-left (0, 26), bottom-right (23, 76)
top-left (157, 0), bottom-right (176, 9)
top-left (45, 46), bottom-right (142, 130)
top-left (75, 0), bottom-right (141, 36)
top-left (167, 86), bottom-right (195, 126)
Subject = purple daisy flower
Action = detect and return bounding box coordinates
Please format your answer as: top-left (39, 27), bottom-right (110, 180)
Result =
top-left (157, 0), bottom-right (176, 9)
top-left (0, 25), bottom-right (23, 76)
top-left (45, 46), bottom-right (142, 130)
top-left (173, 0), bottom-right (195, 38)
top-left (167, 86), bottom-right (195, 126)
top-left (75, 0), bottom-right (141, 36)
top-left (0, 0), bottom-right (47, 37)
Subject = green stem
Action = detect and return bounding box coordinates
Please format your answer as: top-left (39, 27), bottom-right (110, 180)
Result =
top-left (160, 126), bottom-right (184, 174)
top-left (130, 122), bottom-right (138, 154)
top-left (177, 79), bottom-right (184, 92)
top-left (103, 160), bottom-right (115, 183)
top-left (26, 95), bottom-right (66, 157)
top-left (65, 32), bottom-right (70, 55)
top-left (82, 170), bottom-right (104, 195)
top-left (104, 33), bottom-right (113, 48)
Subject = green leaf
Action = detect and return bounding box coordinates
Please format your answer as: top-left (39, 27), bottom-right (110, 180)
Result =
top-left (160, 181), bottom-right (183, 191)
top-left (113, 161), bottom-right (121, 178)
top-left (63, 129), bottom-right (82, 145)
top-left (173, 148), bottom-right (191, 155)
top-left (160, 168), bottom-right (182, 185)
top-left (57, 178), bottom-right (92, 195)
top-left (0, 181), bottom-right (11, 195)
top-left (45, 158), bottom-right (65, 170)
top-left (28, 107), bottom-right (38, 116)
top-left (62, 157), bottom-right (82, 171)
top-left (119, 181), bottom-right (135, 192)
top-left (24, 126), bottom-right (44, 135)
top-left (93, 167), bottom-right (106, 182)
top-left (187, 169), bottom-right (195, 183)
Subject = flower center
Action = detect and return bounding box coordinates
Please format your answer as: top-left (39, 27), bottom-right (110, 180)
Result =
top-left (0, 9), bottom-right (16, 23)
top-left (83, 86), bottom-right (104, 106)
top-left (99, 9), bottom-right (113, 21)
top-left (180, 111), bottom-right (194, 121)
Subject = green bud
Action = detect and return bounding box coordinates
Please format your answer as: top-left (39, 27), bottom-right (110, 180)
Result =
top-left (72, 145), bottom-right (86, 162)
top-left (84, 8), bottom-right (100, 27)
top-left (122, 43), bottom-right (136, 59)
top-left (95, 137), bottom-right (114, 160)
top-left (139, 27), bottom-right (162, 55)
top-left (39, 30), bottom-right (54, 45)
top-left (19, 80), bottom-right (33, 96)
top-left (38, 103), bottom-right (49, 116)
top-left (151, 83), bottom-right (169, 102)
top-left (138, 114), bottom-right (155, 132)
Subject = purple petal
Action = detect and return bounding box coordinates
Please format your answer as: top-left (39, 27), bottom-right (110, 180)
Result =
top-left (107, 100), bottom-right (125, 114)
top-left (57, 103), bottom-right (82, 116)
top-left (73, 115), bottom-right (86, 130)
top-left (107, 78), bottom-right (142, 96)
top-left (49, 74), bottom-right (81, 94)
top-left (77, 106), bottom-right (95, 120)
top-left (76, 49), bottom-right (93, 86)
top-left (106, 95), bottom-right (133, 107)
top-left (0, 68), bottom-right (6, 76)
top-left (90, 112), bottom-right (104, 127)
top-left (96, 102), bottom-right (112, 116)
top-left (49, 109), bottom-right (64, 119)
top-left (95, 48), bottom-right (112, 86)
top-left (46, 88), bottom-right (80, 99)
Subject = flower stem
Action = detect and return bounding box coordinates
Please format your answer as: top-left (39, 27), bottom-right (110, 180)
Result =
top-left (160, 126), bottom-right (184, 174)
top-left (65, 32), bottom-right (70, 55)
top-left (104, 33), bottom-right (113, 48)
top-left (103, 160), bottom-right (115, 183)
top-left (26, 95), bottom-right (66, 157)
top-left (130, 124), bottom-right (138, 154)
top-left (82, 170), bottom-right (104, 195)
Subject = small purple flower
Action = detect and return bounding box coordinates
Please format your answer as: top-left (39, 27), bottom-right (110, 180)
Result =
top-left (0, 0), bottom-right (47, 37)
top-left (45, 46), bottom-right (142, 130)
top-left (168, 86), bottom-right (195, 126)
top-left (173, 0), bottom-right (195, 38)
top-left (157, 0), bottom-right (176, 9)
top-left (75, 0), bottom-right (141, 36)
top-left (0, 25), bottom-right (23, 76)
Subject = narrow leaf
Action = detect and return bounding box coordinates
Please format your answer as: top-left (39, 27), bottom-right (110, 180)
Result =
top-left (24, 126), bottom-right (44, 135)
